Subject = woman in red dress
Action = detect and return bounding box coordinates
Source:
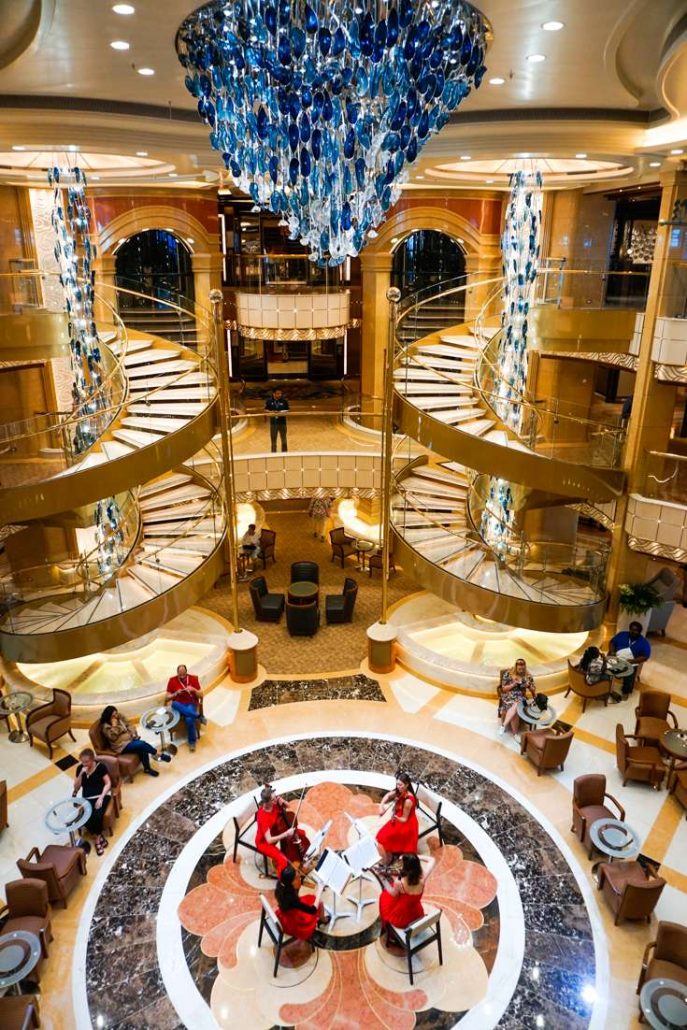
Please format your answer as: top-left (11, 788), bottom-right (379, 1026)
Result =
top-left (379, 854), bottom-right (435, 941)
top-left (255, 785), bottom-right (301, 876)
top-left (274, 866), bottom-right (329, 941)
top-left (375, 773), bottom-right (419, 866)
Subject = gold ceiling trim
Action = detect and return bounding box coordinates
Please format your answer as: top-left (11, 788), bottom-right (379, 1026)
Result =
top-left (543, 350), bottom-right (638, 372)
top-left (231, 324), bottom-right (348, 341)
top-left (655, 363), bottom-right (687, 384)
top-left (571, 502), bottom-right (616, 531)
top-left (626, 535), bottom-right (687, 563)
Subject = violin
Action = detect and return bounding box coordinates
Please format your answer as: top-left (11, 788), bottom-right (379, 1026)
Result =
top-left (265, 784), bottom-right (311, 866)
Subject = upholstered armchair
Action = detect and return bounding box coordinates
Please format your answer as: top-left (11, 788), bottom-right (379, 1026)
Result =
top-left (571, 774), bottom-right (626, 858)
top-left (0, 878), bottom-right (53, 980)
top-left (94, 754), bottom-right (123, 836)
top-left (0, 778), bottom-right (7, 833)
top-left (598, 860), bottom-right (666, 925)
top-left (637, 921), bottom-right (687, 995)
top-left (26, 688), bottom-right (75, 759)
top-left (17, 844), bottom-right (87, 908)
top-left (259, 528), bottom-right (276, 568)
top-left (615, 724), bottom-right (666, 789)
top-left (290, 560), bottom-right (319, 584)
top-left (329, 527), bottom-right (355, 568)
top-left (89, 720), bottom-right (140, 783)
top-left (286, 599), bottom-right (319, 636)
top-left (565, 661), bottom-right (611, 713)
top-left (634, 690), bottom-right (678, 746)
top-left (249, 576), bottom-right (285, 622)
top-left (671, 765), bottom-right (687, 817)
top-left (0, 995), bottom-right (40, 1029)
top-left (520, 728), bottom-right (574, 775)
top-left (367, 550), bottom-right (396, 577)
top-left (325, 577), bottom-right (358, 624)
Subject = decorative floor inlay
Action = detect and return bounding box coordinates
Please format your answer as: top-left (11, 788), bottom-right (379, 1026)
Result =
top-left (248, 674), bottom-right (385, 710)
top-left (81, 734), bottom-right (601, 1030)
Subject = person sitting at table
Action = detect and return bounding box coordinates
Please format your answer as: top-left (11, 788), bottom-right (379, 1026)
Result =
top-left (576, 646), bottom-right (608, 685)
top-left (375, 772), bottom-right (419, 869)
top-left (274, 865), bottom-right (329, 941)
top-left (72, 749), bottom-right (111, 856)
top-left (240, 523), bottom-right (261, 572)
top-left (499, 658), bottom-right (536, 736)
top-left (379, 853), bottom-right (435, 944)
top-left (99, 705), bottom-right (170, 777)
top-left (166, 664), bottom-right (207, 752)
top-left (609, 621), bottom-right (651, 696)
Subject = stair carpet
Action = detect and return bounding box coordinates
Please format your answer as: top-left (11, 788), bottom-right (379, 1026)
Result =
top-left (2, 473), bottom-right (221, 636)
top-left (54, 330), bottom-right (216, 477)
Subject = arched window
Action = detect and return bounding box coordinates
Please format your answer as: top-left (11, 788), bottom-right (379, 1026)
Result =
top-left (391, 230), bottom-right (466, 300)
top-left (114, 230), bottom-right (194, 309)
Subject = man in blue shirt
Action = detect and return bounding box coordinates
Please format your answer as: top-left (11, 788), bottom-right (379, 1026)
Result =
top-left (609, 620), bottom-right (651, 696)
top-left (265, 388), bottom-right (289, 452)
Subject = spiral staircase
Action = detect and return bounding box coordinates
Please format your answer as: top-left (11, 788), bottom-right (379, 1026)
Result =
top-left (390, 277), bottom-right (626, 633)
top-left (0, 288), bottom-right (226, 662)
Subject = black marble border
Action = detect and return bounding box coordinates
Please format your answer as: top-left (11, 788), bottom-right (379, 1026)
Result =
top-left (85, 735), bottom-right (597, 1029)
top-left (248, 673), bottom-right (386, 710)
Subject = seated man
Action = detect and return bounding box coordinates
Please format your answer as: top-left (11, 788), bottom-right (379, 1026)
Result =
top-left (166, 664), bottom-right (207, 752)
top-left (240, 523), bottom-right (261, 572)
top-left (609, 620), bottom-right (651, 696)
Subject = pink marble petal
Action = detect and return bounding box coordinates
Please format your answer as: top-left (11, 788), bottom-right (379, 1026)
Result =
top-left (178, 883), bottom-right (235, 937)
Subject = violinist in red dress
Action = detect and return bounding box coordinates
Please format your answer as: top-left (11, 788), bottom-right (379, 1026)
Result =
top-left (274, 866), bottom-right (330, 941)
top-left (255, 785), bottom-right (311, 876)
top-left (379, 854), bottom-right (435, 944)
top-left (375, 772), bottom-right (419, 868)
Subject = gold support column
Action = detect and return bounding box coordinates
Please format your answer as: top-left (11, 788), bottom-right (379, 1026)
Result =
top-left (210, 289), bottom-right (258, 683)
top-left (605, 170), bottom-right (687, 627)
top-left (359, 250), bottom-right (393, 430)
top-left (92, 254), bottom-right (117, 326)
top-left (192, 252), bottom-right (223, 355)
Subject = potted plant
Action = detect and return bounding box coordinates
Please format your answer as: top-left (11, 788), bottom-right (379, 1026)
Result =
top-left (617, 582), bottom-right (663, 635)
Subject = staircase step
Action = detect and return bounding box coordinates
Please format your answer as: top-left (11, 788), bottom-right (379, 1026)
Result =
top-left (143, 517), bottom-right (219, 535)
top-left (101, 441), bottom-right (134, 460)
top-left (122, 349), bottom-right (179, 367)
top-left (141, 501), bottom-right (210, 524)
top-left (128, 373), bottom-right (209, 392)
top-left (140, 551), bottom-right (204, 575)
top-left (121, 416), bottom-right (192, 434)
top-left (128, 402), bottom-right (206, 416)
top-left (140, 484), bottom-right (210, 510)
top-left (139, 473), bottom-right (193, 497)
top-left (140, 537), bottom-right (215, 556)
top-left (113, 428), bottom-right (164, 448)
top-left (116, 576), bottom-right (156, 607)
top-left (129, 564), bottom-right (182, 593)
top-left (126, 359), bottom-right (196, 378)
top-left (443, 548), bottom-right (485, 579)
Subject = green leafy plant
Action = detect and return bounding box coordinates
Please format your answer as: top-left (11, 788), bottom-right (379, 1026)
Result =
top-left (618, 582), bottom-right (662, 615)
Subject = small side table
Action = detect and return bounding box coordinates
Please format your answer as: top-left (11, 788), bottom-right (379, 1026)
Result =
top-left (288, 581), bottom-right (319, 605)
top-left (355, 539), bottom-right (376, 571)
top-left (140, 706), bottom-right (180, 757)
top-left (661, 729), bottom-right (687, 789)
top-left (639, 977), bottom-right (687, 1029)
top-left (0, 690), bottom-right (34, 744)
top-left (590, 816), bottom-right (640, 880)
top-left (45, 797), bottom-right (93, 847)
top-left (0, 930), bottom-right (42, 995)
top-left (516, 699), bottom-right (557, 728)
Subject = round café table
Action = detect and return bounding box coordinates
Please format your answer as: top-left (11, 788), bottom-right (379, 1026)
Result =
top-left (516, 698), bottom-right (557, 728)
top-left (288, 581), bottom-right (318, 604)
top-left (661, 729), bottom-right (687, 789)
top-left (355, 539), bottom-right (376, 571)
top-left (0, 690), bottom-right (34, 743)
top-left (605, 656), bottom-right (634, 693)
top-left (45, 796), bottom-right (93, 847)
top-left (140, 705), bottom-right (180, 757)
top-left (0, 930), bottom-right (42, 995)
top-left (590, 816), bottom-right (640, 880)
top-left (639, 977), bottom-right (687, 1029)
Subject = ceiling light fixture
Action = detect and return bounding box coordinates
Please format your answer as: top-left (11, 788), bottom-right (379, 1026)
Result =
top-left (137, 67), bottom-right (155, 76)
top-left (575, 153), bottom-right (587, 159)
top-left (649, 161), bottom-right (661, 167)
top-left (671, 148), bottom-right (684, 155)
top-left (460, 154), bottom-right (471, 161)
top-left (168, 172), bottom-right (178, 177)
top-left (486, 178), bottom-right (495, 183)
top-left (12, 145), bottom-right (26, 151)
top-left (112, 3), bottom-right (135, 13)
top-left (542, 20), bottom-right (564, 31)
top-left (416, 175), bottom-right (425, 179)
top-left (527, 54), bottom-right (546, 63)
top-left (136, 151), bottom-right (148, 157)
top-left (68, 145), bottom-right (79, 152)
top-left (489, 77), bottom-right (505, 85)
top-left (110, 40), bottom-right (130, 50)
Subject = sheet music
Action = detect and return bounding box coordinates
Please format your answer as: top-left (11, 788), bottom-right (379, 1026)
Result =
top-left (343, 834), bottom-right (380, 876)
top-left (303, 818), bottom-right (332, 861)
top-left (314, 848), bottom-right (352, 896)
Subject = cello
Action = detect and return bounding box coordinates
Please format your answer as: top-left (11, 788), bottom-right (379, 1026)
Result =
top-left (265, 784), bottom-right (311, 867)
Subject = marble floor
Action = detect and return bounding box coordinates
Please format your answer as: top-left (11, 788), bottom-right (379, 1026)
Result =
top-left (1, 637), bottom-right (686, 1029)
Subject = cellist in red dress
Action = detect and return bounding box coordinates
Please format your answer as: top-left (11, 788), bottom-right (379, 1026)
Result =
top-left (255, 785), bottom-right (310, 875)
top-left (375, 772), bottom-right (419, 868)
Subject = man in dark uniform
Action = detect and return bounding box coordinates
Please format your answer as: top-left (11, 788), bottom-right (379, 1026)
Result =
top-left (265, 387), bottom-right (290, 452)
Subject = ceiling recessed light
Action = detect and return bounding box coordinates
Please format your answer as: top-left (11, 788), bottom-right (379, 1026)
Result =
top-left (486, 179), bottom-right (495, 183)
top-left (68, 144), bottom-right (79, 152)
top-left (518, 152), bottom-right (532, 158)
top-left (169, 172), bottom-right (178, 177)
top-left (649, 161), bottom-right (661, 167)
top-left (489, 77), bottom-right (505, 86)
top-left (575, 153), bottom-right (587, 159)
top-left (12, 145), bottom-right (25, 151)
top-left (671, 148), bottom-right (684, 155)
top-left (137, 67), bottom-right (155, 76)
top-left (527, 54), bottom-right (546, 63)
top-left (91, 175), bottom-right (101, 181)
top-left (186, 237), bottom-right (195, 244)
top-left (112, 3), bottom-right (135, 13)
top-left (542, 20), bottom-right (564, 31)
top-left (110, 40), bottom-right (130, 50)
top-left (415, 175), bottom-right (425, 180)
top-left (136, 151), bottom-right (148, 157)
top-left (460, 155), bottom-right (471, 161)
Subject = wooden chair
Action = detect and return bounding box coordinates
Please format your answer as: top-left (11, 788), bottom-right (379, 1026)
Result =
top-left (17, 844), bottom-right (87, 908)
top-left (26, 688), bottom-right (75, 759)
top-left (0, 995), bottom-right (40, 1030)
top-left (634, 690), bottom-right (678, 747)
top-left (367, 550), bottom-right (396, 577)
top-left (0, 778), bottom-right (7, 833)
top-left (597, 860), bottom-right (666, 925)
top-left (88, 720), bottom-right (141, 783)
top-left (286, 599), bottom-right (319, 636)
top-left (290, 560), bottom-right (319, 584)
top-left (564, 661), bottom-right (611, 713)
top-left (0, 879), bottom-right (53, 982)
top-left (259, 528), bottom-right (276, 568)
top-left (615, 724), bottom-right (666, 790)
top-left (670, 765), bottom-right (687, 817)
top-left (257, 894), bottom-right (299, 978)
top-left (637, 921), bottom-right (687, 1001)
top-left (571, 774), bottom-right (625, 858)
top-left (387, 907), bottom-right (443, 986)
top-left (329, 527), bottom-right (356, 568)
top-left (414, 782), bottom-right (445, 846)
top-left (94, 754), bottom-right (123, 837)
top-left (520, 728), bottom-right (574, 775)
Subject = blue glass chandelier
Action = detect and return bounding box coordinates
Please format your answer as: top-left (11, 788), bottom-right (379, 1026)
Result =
top-left (177, 0), bottom-right (489, 265)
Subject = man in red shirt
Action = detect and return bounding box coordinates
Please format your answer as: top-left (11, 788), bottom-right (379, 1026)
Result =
top-left (166, 664), bottom-right (207, 752)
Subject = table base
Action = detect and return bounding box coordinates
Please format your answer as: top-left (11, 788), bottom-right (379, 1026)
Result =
top-left (161, 741), bottom-right (178, 757)
top-left (8, 729), bottom-right (28, 744)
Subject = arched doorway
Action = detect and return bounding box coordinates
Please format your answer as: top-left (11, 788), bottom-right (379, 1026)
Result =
top-left (392, 230), bottom-right (466, 300)
top-left (114, 229), bottom-right (194, 309)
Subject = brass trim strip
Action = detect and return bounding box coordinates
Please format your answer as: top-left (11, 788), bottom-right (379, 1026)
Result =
top-left (541, 350), bottom-right (639, 372)
top-left (627, 535), bottom-right (687, 563)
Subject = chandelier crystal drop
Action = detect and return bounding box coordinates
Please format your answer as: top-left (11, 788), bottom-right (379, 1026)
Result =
top-left (177, 0), bottom-right (489, 265)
